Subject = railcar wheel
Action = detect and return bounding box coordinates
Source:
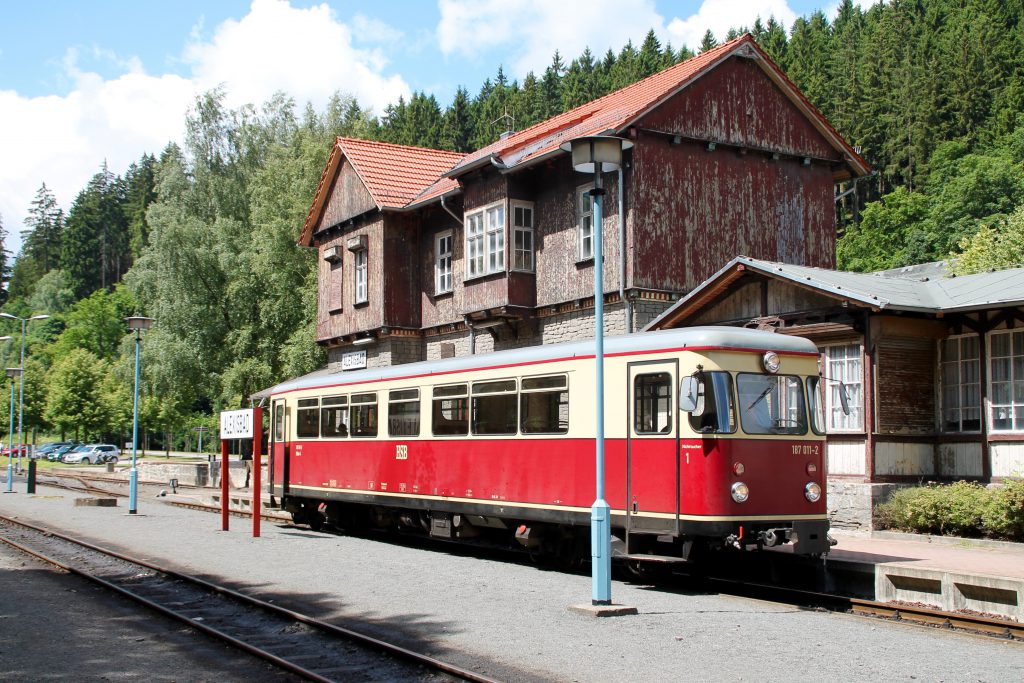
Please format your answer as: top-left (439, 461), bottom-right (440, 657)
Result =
top-left (625, 560), bottom-right (671, 582)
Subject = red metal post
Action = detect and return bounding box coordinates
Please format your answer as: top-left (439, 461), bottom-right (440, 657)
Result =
top-left (221, 438), bottom-right (230, 531)
top-left (252, 409), bottom-right (262, 538)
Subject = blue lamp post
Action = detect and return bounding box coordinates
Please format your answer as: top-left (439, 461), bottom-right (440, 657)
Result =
top-left (126, 316), bottom-right (154, 515)
top-left (560, 135), bottom-right (631, 606)
top-left (0, 313), bottom-right (50, 469)
top-left (5, 366), bottom-right (20, 493)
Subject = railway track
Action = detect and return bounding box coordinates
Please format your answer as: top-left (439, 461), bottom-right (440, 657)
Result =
top-left (0, 514), bottom-right (502, 683)
top-left (27, 473), bottom-right (1024, 642)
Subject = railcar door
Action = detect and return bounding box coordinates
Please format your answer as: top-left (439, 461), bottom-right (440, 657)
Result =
top-left (270, 399), bottom-right (289, 497)
top-left (626, 360), bottom-right (679, 536)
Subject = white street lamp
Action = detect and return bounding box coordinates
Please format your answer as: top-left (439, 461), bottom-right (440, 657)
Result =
top-left (559, 135), bottom-right (632, 608)
top-left (126, 316), bottom-right (154, 514)
top-left (0, 313), bottom-right (50, 470)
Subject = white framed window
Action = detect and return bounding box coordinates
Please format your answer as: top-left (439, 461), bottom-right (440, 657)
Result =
top-left (939, 335), bottom-right (981, 432)
top-left (989, 329), bottom-right (1024, 432)
top-left (465, 202), bottom-right (505, 278)
top-left (354, 249), bottom-right (367, 304)
top-left (512, 202), bottom-right (534, 272)
top-left (823, 343), bottom-right (863, 431)
top-left (435, 231), bottom-right (453, 294)
top-left (577, 184), bottom-right (595, 261)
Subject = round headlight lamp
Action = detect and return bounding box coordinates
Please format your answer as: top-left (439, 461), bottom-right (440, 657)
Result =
top-left (731, 482), bottom-right (750, 503)
top-left (732, 462), bottom-right (745, 476)
top-left (762, 351), bottom-right (781, 374)
top-left (804, 481), bottom-right (822, 502)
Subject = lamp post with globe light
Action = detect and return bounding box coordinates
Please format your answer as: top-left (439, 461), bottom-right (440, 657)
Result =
top-left (0, 313), bottom-right (50, 469)
top-left (126, 316), bottom-right (154, 514)
top-left (559, 136), bottom-right (632, 609)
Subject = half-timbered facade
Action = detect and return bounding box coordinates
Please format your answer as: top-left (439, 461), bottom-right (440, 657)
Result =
top-left (299, 34), bottom-right (869, 372)
top-left (646, 256), bottom-right (1024, 528)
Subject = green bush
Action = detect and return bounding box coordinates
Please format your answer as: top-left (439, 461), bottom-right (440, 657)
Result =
top-left (981, 478), bottom-right (1024, 541)
top-left (875, 481), bottom-right (990, 538)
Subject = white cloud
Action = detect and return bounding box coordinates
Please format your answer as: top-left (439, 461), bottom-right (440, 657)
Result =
top-left (665, 0), bottom-right (798, 51)
top-left (437, 0), bottom-right (665, 78)
top-left (183, 0), bottom-right (408, 115)
top-left (0, 0), bottom-right (410, 256)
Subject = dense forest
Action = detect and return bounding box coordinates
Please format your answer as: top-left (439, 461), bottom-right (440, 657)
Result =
top-left (0, 0), bottom-right (1021, 448)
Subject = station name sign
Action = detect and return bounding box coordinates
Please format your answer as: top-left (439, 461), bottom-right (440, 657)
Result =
top-left (342, 349), bottom-right (367, 371)
top-left (220, 408), bottom-right (255, 439)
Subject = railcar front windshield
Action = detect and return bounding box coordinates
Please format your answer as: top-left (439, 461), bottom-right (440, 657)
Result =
top-left (736, 373), bottom-right (808, 435)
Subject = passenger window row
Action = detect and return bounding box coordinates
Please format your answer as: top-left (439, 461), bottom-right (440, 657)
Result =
top-left (294, 374), bottom-right (569, 439)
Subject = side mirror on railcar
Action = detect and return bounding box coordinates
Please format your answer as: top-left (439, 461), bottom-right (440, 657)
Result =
top-left (679, 375), bottom-right (704, 415)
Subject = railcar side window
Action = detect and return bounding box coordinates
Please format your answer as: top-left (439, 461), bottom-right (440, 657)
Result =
top-left (273, 401), bottom-right (284, 441)
top-left (520, 375), bottom-right (569, 434)
top-left (634, 373), bottom-right (672, 434)
top-left (320, 396), bottom-right (349, 437)
top-left (432, 384), bottom-right (468, 435)
top-left (349, 392), bottom-right (378, 437)
top-left (687, 372), bottom-right (736, 433)
top-left (472, 379), bottom-right (518, 435)
top-left (296, 398), bottom-right (320, 438)
top-left (736, 373), bottom-right (808, 435)
top-left (389, 389), bottom-right (420, 437)
top-left (806, 377), bottom-right (826, 436)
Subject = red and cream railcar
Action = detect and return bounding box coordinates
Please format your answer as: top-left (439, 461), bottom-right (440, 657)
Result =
top-left (266, 326), bottom-right (832, 563)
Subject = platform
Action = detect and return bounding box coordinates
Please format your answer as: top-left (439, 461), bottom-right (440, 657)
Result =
top-left (826, 530), bottom-right (1024, 621)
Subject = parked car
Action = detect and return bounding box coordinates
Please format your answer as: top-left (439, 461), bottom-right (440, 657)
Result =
top-left (36, 442), bottom-right (77, 459)
top-left (49, 444), bottom-right (78, 462)
top-left (62, 444), bottom-right (120, 465)
top-left (0, 444), bottom-right (28, 457)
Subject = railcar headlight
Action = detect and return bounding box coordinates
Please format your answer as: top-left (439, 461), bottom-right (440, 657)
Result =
top-left (732, 462), bottom-right (745, 475)
top-left (804, 482), bottom-right (822, 502)
top-left (762, 351), bottom-right (781, 373)
top-left (806, 462), bottom-right (817, 475)
top-left (731, 482), bottom-right (750, 503)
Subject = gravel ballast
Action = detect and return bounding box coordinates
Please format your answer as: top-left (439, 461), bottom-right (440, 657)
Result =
top-left (2, 485), bottom-right (1022, 682)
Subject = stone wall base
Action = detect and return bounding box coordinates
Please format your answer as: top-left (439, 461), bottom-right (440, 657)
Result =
top-left (827, 480), bottom-right (902, 531)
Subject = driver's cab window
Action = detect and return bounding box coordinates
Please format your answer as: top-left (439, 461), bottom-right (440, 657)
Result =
top-left (634, 372), bottom-right (672, 434)
top-left (688, 371), bottom-right (736, 433)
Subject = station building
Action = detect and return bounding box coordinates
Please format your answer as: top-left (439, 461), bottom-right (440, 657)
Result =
top-left (298, 34), bottom-right (869, 371)
top-left (646, 257), bottom-right (1024, 528)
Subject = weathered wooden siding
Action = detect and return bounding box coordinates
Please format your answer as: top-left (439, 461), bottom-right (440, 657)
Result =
top-left (937, 442), bottom-right (983, 478)
top-left (531, 162), bottom-right (624, 308)
top-left (629, 133), bottom-right (835, 293)
top-left (991, 443), bottom-right (1024, 478)
top-left (688, 280), bottom-right (841, 325)
top-left (383, 213), bottom-right (421, 328)
top-left (315, 217), bottom-right (384, 342)
top-left (875, 336), bottom-right (936, 434)
top-left (827, 438), bottom-right (867, 476)
top-left (874, 441), bottom-right (934, 476)
top-left (641, 56), bottom-right (840, 161)
top-left (420, 206), bottom-right (465, 329)
top-left (317, 159), bottom-right (376, 231)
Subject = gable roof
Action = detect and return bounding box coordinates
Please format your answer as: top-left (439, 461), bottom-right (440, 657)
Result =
top-left (445, 33), bottom-right (869, 180)
top-left (646, 256), bottom-right (1024, 330)
top-left (299, 138), bottom-right (462, 246)
top-left (301, 33), bottom-right (870, 246)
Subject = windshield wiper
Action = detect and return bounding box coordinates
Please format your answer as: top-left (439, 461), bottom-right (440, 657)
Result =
top-left (747, 386), bottom-right (772, 411)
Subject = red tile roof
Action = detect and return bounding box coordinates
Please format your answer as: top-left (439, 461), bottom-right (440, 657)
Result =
top-left (301, 33), bottom-right (869, 245)
top-left (300, 138), bottom-right (462, 244)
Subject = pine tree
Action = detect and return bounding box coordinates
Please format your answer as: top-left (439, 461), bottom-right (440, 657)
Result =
top-left (699, 29), bottom-right (718, 54)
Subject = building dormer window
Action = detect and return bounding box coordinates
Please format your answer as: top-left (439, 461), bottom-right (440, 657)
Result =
top-left (435, 230), bottom-right (453, 294)
top-left (512, 201), bottom-right (534, 272)
top-left (577, 184), bottom-right (594, 261)
top-left (465, 202), bottom-right (505, 278)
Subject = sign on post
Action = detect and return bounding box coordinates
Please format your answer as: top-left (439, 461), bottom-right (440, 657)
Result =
top-left (220, 409), bottom-right (255, 439)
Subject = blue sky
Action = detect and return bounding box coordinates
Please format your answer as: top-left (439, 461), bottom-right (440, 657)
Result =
top-left (0, 0), bottom-right (857, 254)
